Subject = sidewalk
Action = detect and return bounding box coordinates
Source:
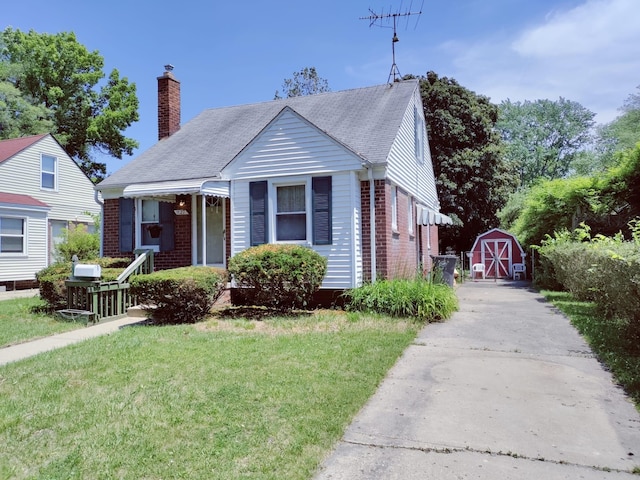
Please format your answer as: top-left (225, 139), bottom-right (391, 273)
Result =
top-left (314, 280), bottom-right (640, 479)
top-left (0, 289), bottom-right (142, 366)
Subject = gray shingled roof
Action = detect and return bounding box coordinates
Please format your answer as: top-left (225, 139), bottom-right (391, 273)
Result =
top-left (99, 79), bottom-right (418, 188)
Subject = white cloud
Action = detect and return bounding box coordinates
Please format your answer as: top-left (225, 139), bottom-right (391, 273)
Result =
top-left (439, 0), bottom-right (640, 124)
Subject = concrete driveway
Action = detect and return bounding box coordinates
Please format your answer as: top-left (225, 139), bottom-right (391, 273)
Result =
top-left (314, 280), bottom-right (640, 479)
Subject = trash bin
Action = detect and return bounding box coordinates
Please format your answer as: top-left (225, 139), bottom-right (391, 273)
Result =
top-left (430, 255), bottom-right (458, 287)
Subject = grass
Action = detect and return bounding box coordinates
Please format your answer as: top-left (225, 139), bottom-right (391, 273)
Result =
top-left (541, 290), bottom-right (640, 407)
top-left (0, 296), bottom-right (82, 348)
top-left (0, 310), bottom-right (419, 479)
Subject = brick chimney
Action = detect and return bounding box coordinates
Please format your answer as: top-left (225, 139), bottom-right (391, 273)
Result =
top-left (157, 65), bottom-right (180, 140)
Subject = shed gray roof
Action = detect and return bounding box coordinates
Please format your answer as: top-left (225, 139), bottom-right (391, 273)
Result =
top-left (99, 79), bottom-right (418, 189)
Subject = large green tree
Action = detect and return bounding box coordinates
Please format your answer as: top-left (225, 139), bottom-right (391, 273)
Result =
top-left (0, 61), bottom-right (54, 136)
top-left (595, 85), bottom-right (640, 168)
top-left (416, 71), bottom-right (518, 253)
top-left (497, 98), bottom-right (595, 186)
top-left (274, 67), bottom-right (330, 99)
top-left (0, 28), bottom-right (139, 181)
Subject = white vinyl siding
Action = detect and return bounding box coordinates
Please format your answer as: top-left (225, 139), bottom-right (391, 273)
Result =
top-left (0, 210), bottom-right (48, 282)
top-left (232, 172), bottom-right (360, 290)
top-left (386, 90), bottom-right (439, 209)
top-left (0, 134), bottom-right (100, 281)
top-left (0, 135), bottom-right (100, 223)
top-left (226, 109), bottom-right (364, 289)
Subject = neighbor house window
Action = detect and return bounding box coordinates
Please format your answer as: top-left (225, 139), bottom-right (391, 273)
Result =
top-left (41, 155), bottom-right (57, 190)
top-left (0, 217), bottom-right (25, 254)
top-left (140, 199), bottom-right (161, 246)
top-left (250, 176), bottom-right (332, 246)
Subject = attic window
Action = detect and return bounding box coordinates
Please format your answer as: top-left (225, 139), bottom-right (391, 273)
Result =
top-left (41, 155), bottom-right (57, 190)
top-left (414, 106), bottom-right (425, 164)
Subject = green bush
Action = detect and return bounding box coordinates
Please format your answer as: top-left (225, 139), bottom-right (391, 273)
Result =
top-left (129, 266), bottom-right (227, 324)
top-left (35, 257), bottom-right (130, 311)
top-left (228, 244), bottom-right (328, 310)
top-left (55, 221), bottom-right (100, 262)
top-left (538, 222), bottom-right (640, 328)
top-left (343, 278), bottom-right (459, 322)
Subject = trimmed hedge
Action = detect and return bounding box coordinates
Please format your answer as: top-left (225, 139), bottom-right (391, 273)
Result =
top-left (537, 224), bottom-right (640, 327)
top-left (35, 258), bottom-right (130, 312)
top-left (129, 266), bottom-right (227, 324)
top-left (228, 244), bottom-right (327, 310)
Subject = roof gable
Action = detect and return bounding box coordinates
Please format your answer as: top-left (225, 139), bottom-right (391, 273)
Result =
top-left (0, 134), bottom-right (49, 164)
top-left (99, 80), bottom-right (419, 189)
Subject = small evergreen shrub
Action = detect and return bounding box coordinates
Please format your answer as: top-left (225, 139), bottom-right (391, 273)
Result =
top-left (129, 266), bottom-right (227, 324)
top-left (35, 257), bottom-right (130, 312)
top-left (228, 244), bottom-right (328, 310)
top-left (343, 278), bottom-right (458, 322)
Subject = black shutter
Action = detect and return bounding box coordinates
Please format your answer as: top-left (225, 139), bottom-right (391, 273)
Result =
top-left (312, 176), bottom-right (332, 245)
top-left (119, 197), bottom-right (134, 252)
top-left (250, 181), bottom-right (268, 246)
top-left (159, 201), bottom-right (175, 251)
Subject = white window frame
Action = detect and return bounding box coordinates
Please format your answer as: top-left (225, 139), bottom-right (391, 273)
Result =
top-left (41, 154), bottom-right (58, 191)
top-left (391, 185), bottom-right (398, 232)
top-left (408, 195), bottom-right (414, 235)
top-left (414, 106), bottom-right (425, 164)
top-left (135, 198), bottom-right (161, 252)
top-left (0, 215), bottom-right (27, 256)
top-left (269, 177), bottom-right (312, 244)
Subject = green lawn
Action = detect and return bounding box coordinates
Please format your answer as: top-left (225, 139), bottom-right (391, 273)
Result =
top-left (0, 311), bottom-right (419, 479)
top-left (0, 296), bottom-right (82, 348)
top-left (541, 290), bottom-right (640, 408)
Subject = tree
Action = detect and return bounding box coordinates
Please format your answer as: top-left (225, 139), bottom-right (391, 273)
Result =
top-left (274, 67), bottom-right (330, 99)
top-left (416, 71), bottom-right (518, 253)
top-left (497, 98), bottom-right (596, 186)
top-left (0, 62), bottom-right (54, 136)
top-left (595, 85), bottom-right (640, 168)
top-left (0, 28), bottom-right (139, 182)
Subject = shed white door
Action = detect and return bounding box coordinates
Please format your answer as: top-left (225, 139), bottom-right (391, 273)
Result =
top-left (481, 239), bottom-right (511, 278)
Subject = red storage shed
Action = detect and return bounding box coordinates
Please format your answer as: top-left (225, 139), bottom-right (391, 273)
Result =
top-left (469, 228), bottom-right (527, 279)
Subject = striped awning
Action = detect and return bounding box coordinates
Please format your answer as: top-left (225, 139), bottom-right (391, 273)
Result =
top-left (123, 179), bottom-right (230, 198)
top-left (417, 205), bottom-right (453, 225)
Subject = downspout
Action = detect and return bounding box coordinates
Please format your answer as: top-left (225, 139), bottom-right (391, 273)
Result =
top-left (367, 165), bottom-right (377, 283)
top-left (95, 190), bottom-right (104, 257)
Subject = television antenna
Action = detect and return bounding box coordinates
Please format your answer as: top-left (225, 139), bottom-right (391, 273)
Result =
top-left (360, 1), bottom-right (424, 83)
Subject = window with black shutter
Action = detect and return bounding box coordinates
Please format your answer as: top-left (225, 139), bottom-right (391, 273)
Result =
top-left (250, 181), bottom-right (268, 245)
top-left (312, 176), bottom-right (332, 245)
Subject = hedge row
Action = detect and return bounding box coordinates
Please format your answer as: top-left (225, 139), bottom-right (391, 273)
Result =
top-left (538, 225), bottom-right (640, 326)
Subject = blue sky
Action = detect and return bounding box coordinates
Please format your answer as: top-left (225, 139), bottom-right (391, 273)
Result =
top-left (4, 0), bottom-right (639, 175)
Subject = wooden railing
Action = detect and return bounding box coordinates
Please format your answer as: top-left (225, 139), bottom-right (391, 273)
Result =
top-left (62, 249), bottom-right (154, 324)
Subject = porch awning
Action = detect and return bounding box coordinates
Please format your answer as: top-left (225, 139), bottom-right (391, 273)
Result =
top-left (123, 179), bottom-right (230, 198)
top-left (417, 205), bottom-right (453, 225)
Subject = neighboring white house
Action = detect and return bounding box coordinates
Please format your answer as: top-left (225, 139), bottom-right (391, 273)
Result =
top-left (0, 133), bottom-right (101, 289)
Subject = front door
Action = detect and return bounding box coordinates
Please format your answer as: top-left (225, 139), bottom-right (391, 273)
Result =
top-left (481, 239), bottom-right (511, 278)
top-left (195, 196), bottom-right (224, 266)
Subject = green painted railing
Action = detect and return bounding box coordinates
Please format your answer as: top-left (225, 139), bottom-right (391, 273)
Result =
top-left (62, 249), bottom-right (154, 324)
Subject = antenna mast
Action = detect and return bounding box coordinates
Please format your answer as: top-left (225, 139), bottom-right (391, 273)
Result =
top-left (360, 2), bottom-right (423, 83)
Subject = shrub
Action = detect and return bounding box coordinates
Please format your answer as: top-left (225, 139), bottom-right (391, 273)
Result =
top-left (129, 266), bottom-right (227, 324)
top-left (55, 220), bottom-right (100, 262)
top-left (35, 257), bottom-right (131, 312)
top-left (343, 278), bottom-right (458, 322)
top-left (228, 244), bottom-right (328, 310)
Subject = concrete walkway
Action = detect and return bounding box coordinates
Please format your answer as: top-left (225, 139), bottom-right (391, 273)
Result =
top-left (314, 280), bottom-right (640, 479)
top-left (0, 289), bottom-right (142, 366)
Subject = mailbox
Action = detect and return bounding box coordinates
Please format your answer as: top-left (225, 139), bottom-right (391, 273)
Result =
top-left (73, 264), bottom-right (101, 280)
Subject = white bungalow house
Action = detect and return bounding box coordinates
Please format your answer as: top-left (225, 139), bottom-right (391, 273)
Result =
top-left (96, 69), bottom-right (451, 301)
top-left (0, 134), bottom-right (101, 289)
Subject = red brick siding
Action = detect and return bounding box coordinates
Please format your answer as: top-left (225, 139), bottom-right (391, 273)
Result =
top-left (157, 72), bottom-right (180, 140)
